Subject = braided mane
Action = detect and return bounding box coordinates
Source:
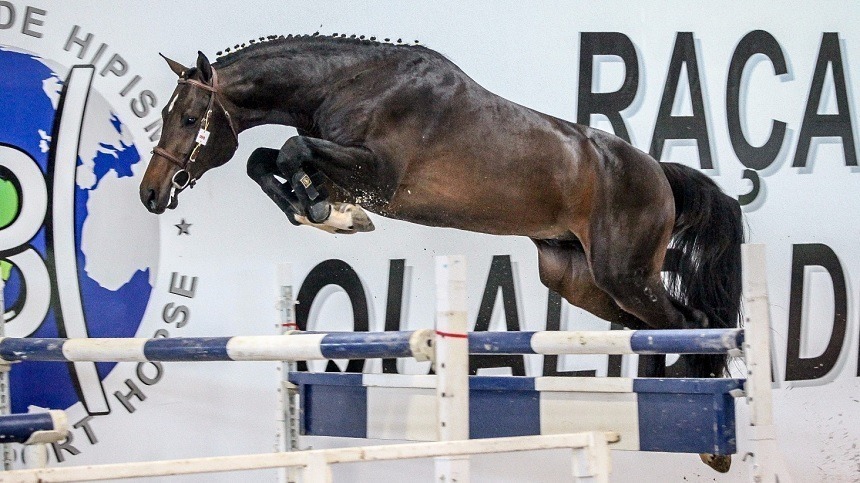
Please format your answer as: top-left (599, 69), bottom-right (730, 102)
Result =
top-left (215, 33), bottom-right (423, 66)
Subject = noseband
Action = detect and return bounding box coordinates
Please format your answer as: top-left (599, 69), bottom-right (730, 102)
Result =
top-left (152, 67), bottom-right (239, 199)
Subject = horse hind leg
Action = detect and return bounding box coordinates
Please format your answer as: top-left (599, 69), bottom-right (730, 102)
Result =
top-left (536, 239), bottom-right (731, 473)
top-left (585, 215), bottom-right (730, 381)
top-left (588, 251), bottom-right (689, 330)
top-left (534, 239), bottom-right (646, 328)
top-left (534, 239), bottom-right (668, 377)
top-left (583, 233), bottom-right (733, 472)
top-left (700, 454), bottom-right (732, 473)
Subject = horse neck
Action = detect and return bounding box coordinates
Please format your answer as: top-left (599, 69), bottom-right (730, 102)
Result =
top-left (215, 45), bottom-right (385, 132)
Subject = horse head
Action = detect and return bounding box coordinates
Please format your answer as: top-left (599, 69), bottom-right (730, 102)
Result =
top-left (140, 51), bottom-right (239, 214)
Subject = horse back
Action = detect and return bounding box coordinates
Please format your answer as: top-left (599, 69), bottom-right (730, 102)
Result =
top-left (312, 48), bottom-right (672, 239)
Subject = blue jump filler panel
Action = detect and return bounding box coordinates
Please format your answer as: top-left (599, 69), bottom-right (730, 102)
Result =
top-left (633, 378), bottom-right (740, 454)
top-left (288, 373), bottom-right (742, 456)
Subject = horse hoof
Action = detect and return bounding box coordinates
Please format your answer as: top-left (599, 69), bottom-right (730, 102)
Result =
top-left (699, 453), bottom-right (731, 473)
top-left (295, 204), bottom-right (374, 235)
top-left (344, 204), bottom-right (375, 232)
top-left (325, 203), bottom-right (374, 233)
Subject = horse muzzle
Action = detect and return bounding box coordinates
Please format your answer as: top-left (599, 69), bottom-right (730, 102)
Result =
top-left (139, 170), bottom-right (181, 213)
top-left (140, 186), bottom-right (175, 214)
top-left (140, 152), bottom-right (187, 214)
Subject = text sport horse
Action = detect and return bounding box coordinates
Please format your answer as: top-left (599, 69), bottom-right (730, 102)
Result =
top-left (140, 35), bottom-right (743, 384)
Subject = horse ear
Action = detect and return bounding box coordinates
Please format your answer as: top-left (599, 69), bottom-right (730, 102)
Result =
top-left (196, 51), bottom-right (212, 82)
top-left (159, 53), bottom-right (188, 78)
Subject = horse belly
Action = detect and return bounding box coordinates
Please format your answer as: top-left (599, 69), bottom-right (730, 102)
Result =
top-left (382, 177), bottom-right (571, 239)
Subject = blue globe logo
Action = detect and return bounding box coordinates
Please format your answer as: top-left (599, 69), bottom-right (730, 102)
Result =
top-left (0, 46), bottom-right (159, 415)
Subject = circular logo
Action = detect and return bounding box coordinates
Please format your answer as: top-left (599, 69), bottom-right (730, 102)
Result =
top-left (0, 46), bottom-right (159, 414)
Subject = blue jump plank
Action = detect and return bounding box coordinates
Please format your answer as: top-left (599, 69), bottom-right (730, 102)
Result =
top-left (290, 373), bottom-right (743, 455)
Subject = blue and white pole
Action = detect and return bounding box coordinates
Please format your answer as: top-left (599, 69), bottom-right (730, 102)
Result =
top-left (0, 327), bottom-right (744, 365)
top-left (0, 331), bottom-right (427, 363)
top-left (0, 410), bottom-right (68, 446)
top-left (469, 328), bottom-right (743, 356)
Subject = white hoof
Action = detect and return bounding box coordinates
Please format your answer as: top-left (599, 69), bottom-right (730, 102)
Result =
top-left (326, 203), bottom-right (375, 233)
top-left (296, 203), bottom-right (375, 235)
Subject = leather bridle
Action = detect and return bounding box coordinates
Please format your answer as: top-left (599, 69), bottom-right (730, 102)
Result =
top-left (152, 67), bottom-right (239, 201)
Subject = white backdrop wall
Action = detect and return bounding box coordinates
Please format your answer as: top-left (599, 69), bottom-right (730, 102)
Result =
top-left (1, 1), bottom-right (859, 481)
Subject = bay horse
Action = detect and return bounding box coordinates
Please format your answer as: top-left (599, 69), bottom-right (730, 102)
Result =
top-left (140, 35), bottom-right (742, 470)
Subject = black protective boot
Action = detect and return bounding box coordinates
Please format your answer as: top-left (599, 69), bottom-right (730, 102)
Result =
top-left (291, 169), bottom-right (330, 223)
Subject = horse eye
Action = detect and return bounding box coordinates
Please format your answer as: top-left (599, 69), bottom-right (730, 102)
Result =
top-left (183, 116), bottom-right (197, 126)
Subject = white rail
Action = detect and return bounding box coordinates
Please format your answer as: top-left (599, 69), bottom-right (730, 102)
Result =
top-left (3, 431), bottom-right (618, 483)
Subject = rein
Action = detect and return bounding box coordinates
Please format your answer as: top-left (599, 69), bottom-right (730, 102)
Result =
top-left (152, 67), bottom-right (239, 198)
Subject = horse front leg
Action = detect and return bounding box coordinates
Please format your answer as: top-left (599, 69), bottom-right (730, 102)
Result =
top-left (246, 147), bottom-right (367, 234)
top-left (275, 136), bottom-right (378, 233)
top-left (246, 147), bottom-right (303, 226)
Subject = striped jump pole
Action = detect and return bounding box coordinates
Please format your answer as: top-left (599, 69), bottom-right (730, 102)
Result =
top-left (0, 411), bottom-right (68, 446)
top-left (0, 331), bottom-right (434, 363)
top-left (0, 328), bottom-right (743, 364)
top-left (468, 328), bottom-right (743, 356)
top-left (0, 410), bottom-right (69, 470)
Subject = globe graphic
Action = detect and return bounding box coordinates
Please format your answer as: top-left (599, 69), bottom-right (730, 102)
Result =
top-left (0, 46), bottom-right (159, 413)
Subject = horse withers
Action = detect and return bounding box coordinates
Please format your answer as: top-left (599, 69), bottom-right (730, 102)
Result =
top-left (140, 34), bottom-right (742, 402)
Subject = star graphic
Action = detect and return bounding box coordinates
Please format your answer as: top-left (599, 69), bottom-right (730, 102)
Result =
top-left (175, 218), bottom-right (191, 235)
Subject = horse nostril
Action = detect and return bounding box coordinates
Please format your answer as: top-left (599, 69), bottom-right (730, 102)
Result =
top-left (146, 189), bottom-right (157, 211)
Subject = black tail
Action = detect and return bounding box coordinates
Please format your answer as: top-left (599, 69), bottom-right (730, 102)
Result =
top-left (660, 162), bottom-right (744, 378)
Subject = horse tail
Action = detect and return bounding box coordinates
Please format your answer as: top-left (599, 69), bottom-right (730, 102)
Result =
top-left (660, 162), bottom-right (745, 378)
